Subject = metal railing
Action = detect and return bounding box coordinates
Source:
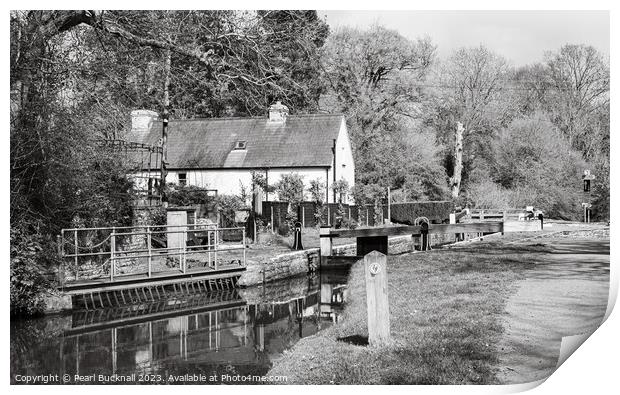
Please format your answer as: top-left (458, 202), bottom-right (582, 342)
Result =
top-left (59, 224), bottom-right (246, 284)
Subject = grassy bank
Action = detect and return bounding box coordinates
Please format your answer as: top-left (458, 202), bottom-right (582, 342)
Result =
top-left (268, 244), bottom-right (548, 384)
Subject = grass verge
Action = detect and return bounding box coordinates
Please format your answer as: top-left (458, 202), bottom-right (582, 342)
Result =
top-left (267, 245), bottom-right (543, 384)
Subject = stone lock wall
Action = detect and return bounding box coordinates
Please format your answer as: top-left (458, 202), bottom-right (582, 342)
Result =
top-left (238, 235), bottom-right (416, 287)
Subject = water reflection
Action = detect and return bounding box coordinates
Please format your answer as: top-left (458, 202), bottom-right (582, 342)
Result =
top-left (11, 271), bottom-right (349, 384)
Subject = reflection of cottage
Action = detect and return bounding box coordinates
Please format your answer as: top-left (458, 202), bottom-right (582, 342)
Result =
top-left (128, 102), bottom-right (355, 204)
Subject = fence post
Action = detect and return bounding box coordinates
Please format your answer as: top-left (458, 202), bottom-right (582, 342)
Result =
top-left (480, 210), bottom-right (485, 221)
top-left (56, 234), bottom-right (65, 287)
top-left (214, 229), bottom-right (219, 270)
top-left (74, 229), bottom-right (79, 281)
top-left (449, 213), bottom-right (457, 243)
top-left (182, 229), bottom-right (187, 274)
top-left (242, 228), bottom-right (247, 266)
top-left (302, 206), bottom-right (306, 228)
top-left (271, 206), bottom-right (275, 234)
top-left (387, 187), bottom-right (391, 224)
top-left (110, 229), bottom-right (116, 282)
top-left (147, 226), bottom-right (152, 278)
top-left (207, 227), bottom-right (213, 268)
top-left (327, 205), bottom-right (331, 226)
top-left (364, 251), bottom-right (390, 347)
top-left (366, 207), bottom-right (369, 227)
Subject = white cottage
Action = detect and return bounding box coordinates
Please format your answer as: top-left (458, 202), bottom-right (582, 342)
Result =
top-left (127, 102), bottom-right (355, 204)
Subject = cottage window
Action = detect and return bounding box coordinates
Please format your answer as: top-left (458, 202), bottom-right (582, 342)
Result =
top-left (178, 172), bottom-right (187, 186)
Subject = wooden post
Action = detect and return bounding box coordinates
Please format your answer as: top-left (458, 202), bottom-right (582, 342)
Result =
top-left (480, 210), bottom-right (485, 221)
top-left (327, 205), bottom-right (331, 226)
top-left (207, 227), bottom-right (212, 267)
top-left (420, 222), bottom-right (429, 251)
top-left (583, 204), bottom-right (587, 223)
top-left (270, 206), bottom-right (275, 234)
top-left (386, 187), bottom-right (391, 224)
top-left (242, 228), bottom-right (247, 266)
top-left (302, 206), bottom-right (306, 228)
top-left (364, 251), bottom-right (390, 346)
top-left (319, 226), bottom-right (332, 267)
top-left (449, 213), bottom-right (457, 243)
top-left (366, 207), bottom-right (369, 227)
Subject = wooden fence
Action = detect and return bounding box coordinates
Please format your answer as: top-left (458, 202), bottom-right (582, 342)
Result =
top-left (261, 201), bottom-right (389, 230)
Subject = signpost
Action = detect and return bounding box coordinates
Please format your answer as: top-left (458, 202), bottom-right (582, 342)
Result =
top-left (582, 170), bottom-right (595, 223)
top-left (364, 251), bottom-right (390, 346)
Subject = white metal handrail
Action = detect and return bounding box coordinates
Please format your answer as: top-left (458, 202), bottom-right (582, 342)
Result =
top-left (59, 225), bottom-right (246, 283)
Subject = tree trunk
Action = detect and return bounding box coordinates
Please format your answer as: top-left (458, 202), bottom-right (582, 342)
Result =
top-left (160, 49), bottom-right (171, 199)
top-left (450, 122), bottom-right (465, 199)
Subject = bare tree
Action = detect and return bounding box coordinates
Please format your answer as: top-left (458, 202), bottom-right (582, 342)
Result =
top-left (11, 10), bottom-right (329, 118)
top-left (544, 44), bottom-right (609, 158)
top-left (439, 45), bottom-right (509, 199)
top-left (321, 25), bottom-right (444, 201)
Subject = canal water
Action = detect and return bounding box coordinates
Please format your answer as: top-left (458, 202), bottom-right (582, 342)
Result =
top-left (10, 270), bottom-right (350, 384)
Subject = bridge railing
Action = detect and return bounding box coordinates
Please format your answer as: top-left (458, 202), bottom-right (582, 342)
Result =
top-left (58, 224), bottom-right (246, 284)
top-left (319, 221), bottom-right (504, 263)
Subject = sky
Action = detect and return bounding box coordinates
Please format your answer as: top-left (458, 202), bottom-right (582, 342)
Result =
top-left (321, 10), bottom-right (610, 66)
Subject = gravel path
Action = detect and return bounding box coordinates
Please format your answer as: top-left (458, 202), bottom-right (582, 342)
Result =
top-left (495, 237), bottom-right (610, 384)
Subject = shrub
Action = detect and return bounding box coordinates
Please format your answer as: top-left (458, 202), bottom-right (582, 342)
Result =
top-left (167, 184), bottom-right (214, 206)
top-left (275, 173), bottom-right (305, 203)
top-left (10, 229), bottom-right (54, 316)
top-left (314, 203), bottom-right (325, 227)
top-left (467, 178), bottom-right (585, 220)
top-left (309, 179), bottom-right (326, 227)
top-left (482, 114), bottom-right (587, 220)
top-left (331, 178), bottom-right (351, 203)
top-left (216, 194), bottom-right (245, 227)
top-left (591, 156), bottom-right (610, 221)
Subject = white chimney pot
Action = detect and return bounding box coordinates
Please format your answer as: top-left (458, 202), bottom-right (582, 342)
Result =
top-left (131, 109), bottom-right (160, 132)
top-left (268, 101), bottom-right (289, 123)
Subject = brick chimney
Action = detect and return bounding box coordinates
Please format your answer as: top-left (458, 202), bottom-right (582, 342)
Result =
top-left (130, 109), bottom-right (159, 143)
top-left (268, 101), bottom-right (289, 123)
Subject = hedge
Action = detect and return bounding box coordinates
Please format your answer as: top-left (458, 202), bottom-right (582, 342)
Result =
top-left (390, 201), bottom-right (454, 224)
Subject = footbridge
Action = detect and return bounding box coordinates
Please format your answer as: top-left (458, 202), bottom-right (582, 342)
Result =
top-left (57, 224), bottom-right (247, 307)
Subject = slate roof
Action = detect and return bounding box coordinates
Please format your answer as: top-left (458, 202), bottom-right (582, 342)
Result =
top-left (127, 114), bottom-right (344, 169)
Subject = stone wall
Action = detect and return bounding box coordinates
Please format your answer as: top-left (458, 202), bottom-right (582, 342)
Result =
top-left (238, 235), bottom-right (417, 287)
top-left (238, 274), bottom-right (317, 305)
